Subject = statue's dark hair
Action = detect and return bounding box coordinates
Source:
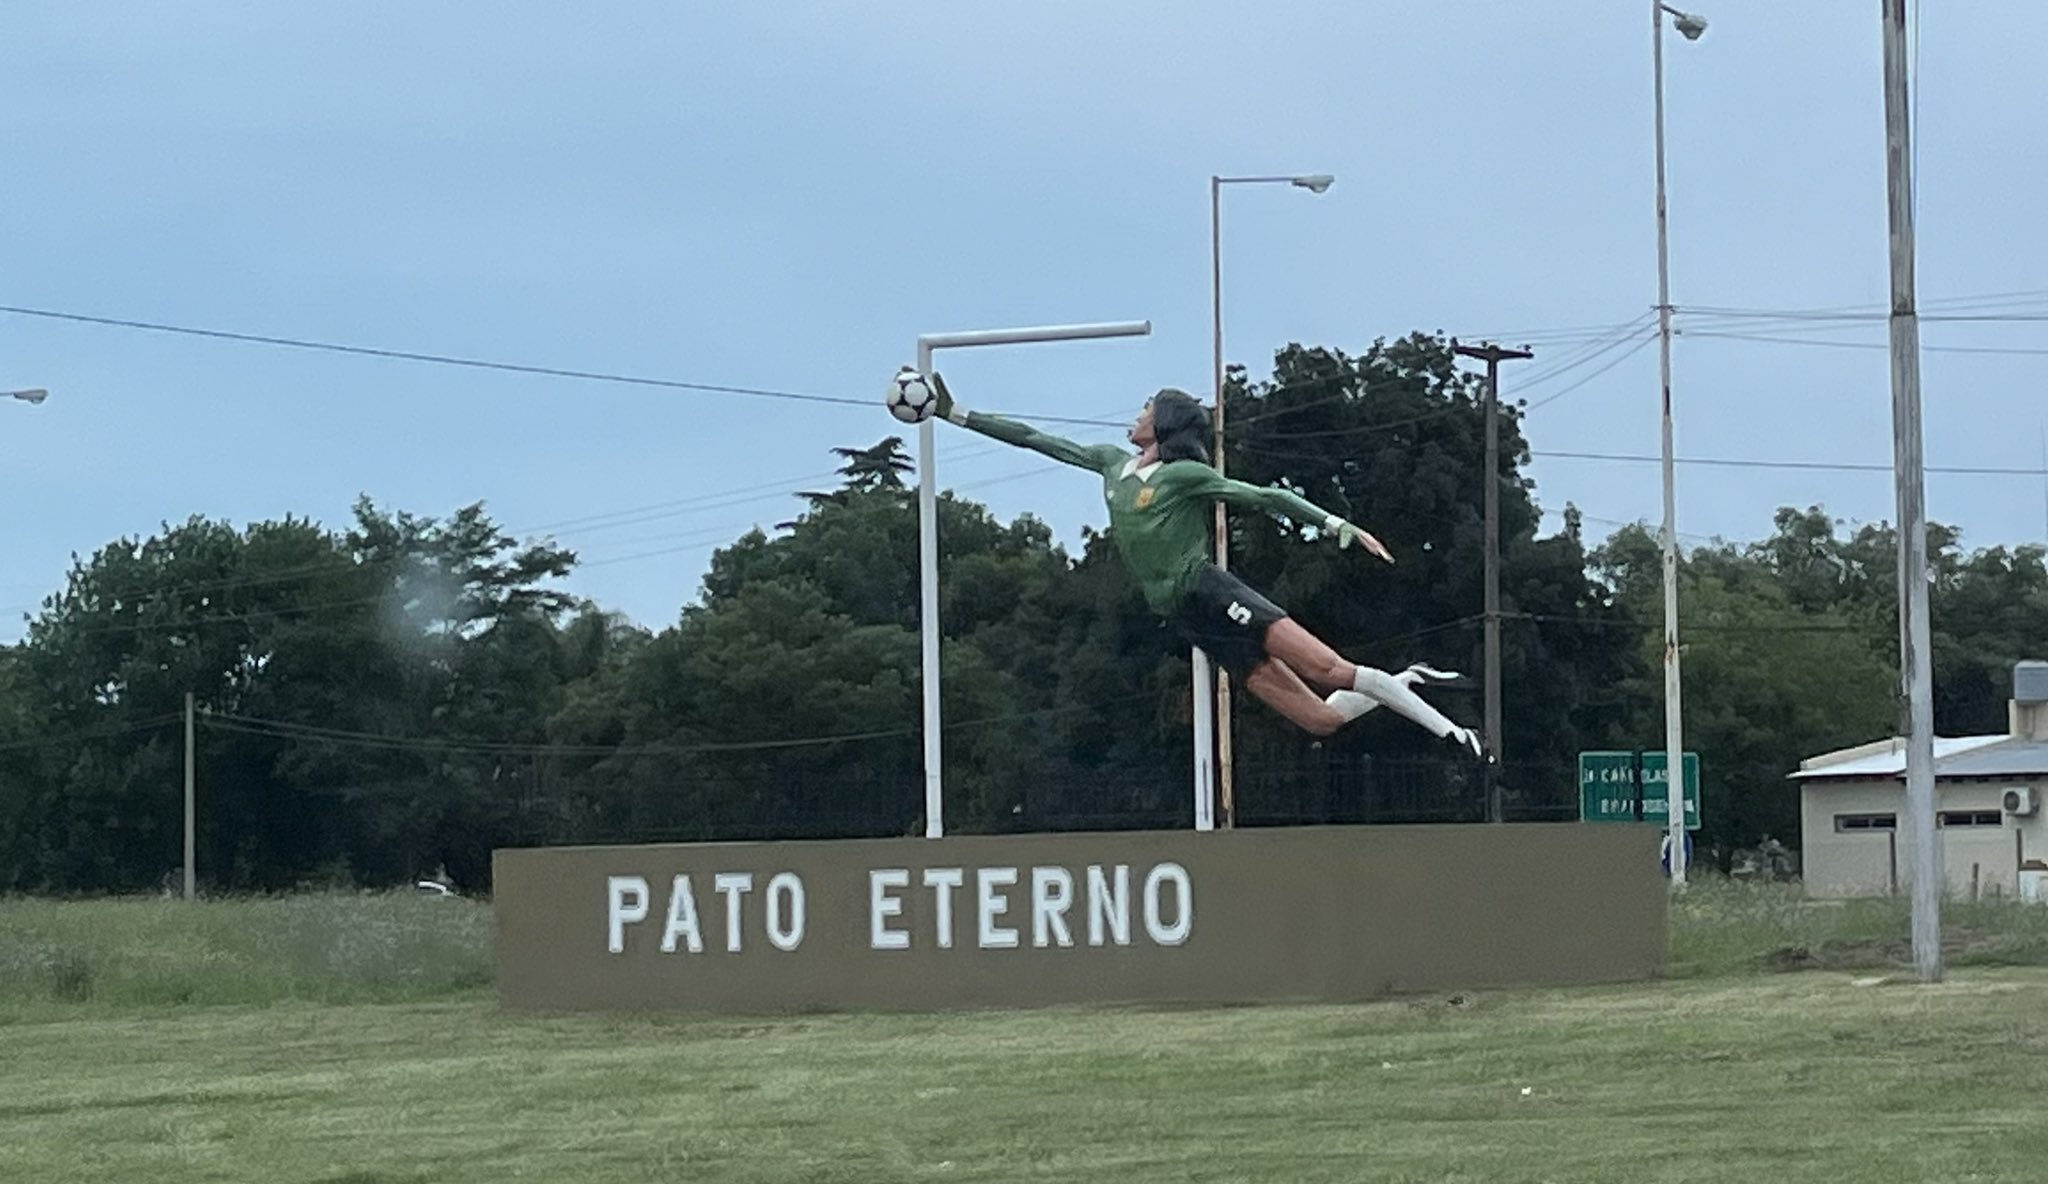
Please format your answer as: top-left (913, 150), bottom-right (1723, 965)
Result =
top-left (1149, 388), bottom-right (1212, 464)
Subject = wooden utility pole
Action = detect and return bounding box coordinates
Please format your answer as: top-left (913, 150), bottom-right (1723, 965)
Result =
top-left (1880, 0), bottom-right (1941, 982)
top-left (1453, 339), bottom-right (1533, 823)
top-left (183, 692), bottom-right (196, 902)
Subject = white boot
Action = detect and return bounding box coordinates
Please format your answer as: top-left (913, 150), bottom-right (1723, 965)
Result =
top-left (1353, 665), bottom-right (1483, 758)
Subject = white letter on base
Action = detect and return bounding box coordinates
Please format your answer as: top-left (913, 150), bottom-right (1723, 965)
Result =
top-left (660, 874), bottom-right (703, 954)
top-left (1142, 862), bottom-right (1193, 946)
top-left (978, 867), bottom-right (1020, 949)
top-left (766, 872), bottom-right (805, 952)
top-left (871, 869), bottom-right (910, 950)
top-left (607, 875), bottom-right (650, 954)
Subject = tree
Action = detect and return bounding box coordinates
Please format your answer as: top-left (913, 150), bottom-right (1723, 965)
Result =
top-left (1, 500), bottom-right (585, 893)
top-left (1733, 506), bottom-right (2047, 737)
top-left (290, 498), bottom-right (580, 888)
top-left (10, 513), bottom-right (377, 891)
top-left (782, 437), bottom-right (914, 529)
top-left (1592, 521), bottom-right (1898, 861)
top-left (624, 469), bottom-right (1074, 838)
top-left (831, 437), bottom-right (914, 491)
top-left (1931, 543), bottom-right (2048, 734)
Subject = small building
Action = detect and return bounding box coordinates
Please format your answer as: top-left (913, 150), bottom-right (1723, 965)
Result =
top-left (1789, 660), bottom-right (2048, 899)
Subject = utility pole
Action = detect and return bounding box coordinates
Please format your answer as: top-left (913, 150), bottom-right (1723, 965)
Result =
top-left (1880, 0), bottom-right (1941, 982)
top-left (183, 692), bottom-right (196, 902)
top-left (1453, 340), bottom-right (1534, 823)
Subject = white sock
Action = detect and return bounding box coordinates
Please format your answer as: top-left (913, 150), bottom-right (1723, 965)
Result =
top-left (1324, 689), bottom-right (1380, 723)
top-left (1353, 666), bottom-right (1463, 738)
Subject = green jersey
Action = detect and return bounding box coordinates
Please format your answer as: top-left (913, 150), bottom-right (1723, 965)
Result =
top-left (959, 411), bottom-right (1340, 615)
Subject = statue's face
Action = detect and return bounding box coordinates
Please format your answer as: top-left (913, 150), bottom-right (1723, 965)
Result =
top-left (1130, 402), bottom-right (1156, 448)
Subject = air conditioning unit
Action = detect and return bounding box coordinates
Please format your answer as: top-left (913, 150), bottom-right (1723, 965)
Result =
top-left (2003, 787), bottom-right (2039, 817)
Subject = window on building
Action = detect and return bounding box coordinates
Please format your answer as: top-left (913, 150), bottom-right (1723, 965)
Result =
top-left (1835, 813), bottom-right (1897, 832)
top-left (1938, 810), bottom-right (2003, 828)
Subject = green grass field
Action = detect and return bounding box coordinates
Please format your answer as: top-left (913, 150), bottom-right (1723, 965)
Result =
top-left (5, 882), bottom-right (2048, 1182)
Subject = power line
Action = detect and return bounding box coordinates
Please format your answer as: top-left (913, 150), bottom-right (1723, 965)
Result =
top-left (1522, 330), bottom-right (1660, 412)
top-left (1348, 614), bottom-right (1482, 654)
top-left (572, 463), bottom-right (1090, 566)
top-left (0, 303), bottom-right (876, 410)
top-left (570, 525), bottom-right (774, 569)
top-left (0, 713), bottom-right (182, 754)
top-left (1570, 510), bottom-right (1722, 548)
top-left (201, 691), bottom-right (1159, 758)
top-left (1444, 315), bottom-right (1655, 348)
top-left (1683, 330), bottom-right (2048, 357)
top-left (1532, 449), bottom-right (2048, 477)
top-left (977, 323), bottom-right (1656, 438)
top-left (202, 712), bottom-right (918, 756)
top-left (1680, 289), bottom-right (2048, 320)
top-left (543, 439), bottom-right (1040, 539)
top-left (512, 468), bottom-right (860, 536)
top-left (1684, 309), bottom-right (2048, 325)
top-left (0, 300), bottom-right (1147, 430)
top-left (1507, 315), bottom-right (1656, 388)
top-left (1221, 319), bottom-right (1657, 441)
top-left (0, 440), bottom-right (1030, 618)
top-left (8, 460), bottom-right (1096, 639)
top-left (7, 295), bottom-right (2036, 427)
top-left (1507, 610), bottom-right (1864, 636)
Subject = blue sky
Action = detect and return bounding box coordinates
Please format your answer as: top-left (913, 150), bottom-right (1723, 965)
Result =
top-left (3, 1), bottom-right (2042, 642)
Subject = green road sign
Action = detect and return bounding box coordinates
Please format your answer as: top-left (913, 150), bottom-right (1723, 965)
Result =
top-left (1579, 750), bottom-right (1700, 829)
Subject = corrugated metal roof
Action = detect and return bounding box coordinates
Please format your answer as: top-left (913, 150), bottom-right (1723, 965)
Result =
top-left (1790, 734), bottom-right (2048, 780)
top-left (1930, 739), bottom-right (2048, 778)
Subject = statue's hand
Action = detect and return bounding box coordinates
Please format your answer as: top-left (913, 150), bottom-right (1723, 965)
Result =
top-left (1327, 516), bottom-right (1393, 563)
top-left (928, 371), bottom-right (959, 423)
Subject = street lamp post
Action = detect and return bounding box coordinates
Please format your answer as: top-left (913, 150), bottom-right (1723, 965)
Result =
top-left (1207, 172), bottom-right (1333, 829)
top-left (914, 321), bottom-right (1151, 839)
top-left (1652, 3), bottom-right (1705, 886)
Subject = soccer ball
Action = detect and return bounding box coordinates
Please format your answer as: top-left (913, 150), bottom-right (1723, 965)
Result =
top-left (886, 368), bottom-right (938, 424)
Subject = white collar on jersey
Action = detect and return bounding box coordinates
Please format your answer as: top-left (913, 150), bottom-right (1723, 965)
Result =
top-left (1120, 457), bottom-right (1163, 481)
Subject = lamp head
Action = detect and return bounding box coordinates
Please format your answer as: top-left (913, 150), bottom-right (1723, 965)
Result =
top-left (1291, 174), bottom-right (1335, 194)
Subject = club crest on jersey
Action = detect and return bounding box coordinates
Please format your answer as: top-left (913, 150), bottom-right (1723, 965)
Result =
top-left (1135, 486), bottom-right (1157, 509)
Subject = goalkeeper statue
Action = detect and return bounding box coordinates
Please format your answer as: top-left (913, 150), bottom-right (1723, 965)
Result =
top-left (923, 371), bottom-right (1483, 757)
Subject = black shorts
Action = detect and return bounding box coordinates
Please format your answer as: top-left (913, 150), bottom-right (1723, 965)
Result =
top-left (1171, 564), bottom-right (1288, 682)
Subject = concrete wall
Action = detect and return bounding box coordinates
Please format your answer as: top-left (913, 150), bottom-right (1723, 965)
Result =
top-left (1799, 777), bottom-right (2048, 899)
top-left (493, 824), bottom-right (1667, 1014)
top-left (1799, 781), bottom-right (1901, 897)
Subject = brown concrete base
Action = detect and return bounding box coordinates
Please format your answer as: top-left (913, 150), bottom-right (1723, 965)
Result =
top-left (493, 823), bottom-right (1667, 1013)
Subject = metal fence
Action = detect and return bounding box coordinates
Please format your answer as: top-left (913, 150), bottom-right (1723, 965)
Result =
top-left (584, 754), bottom-right (1583, 847)
top-left (1023, 754), bottom-right (1578, 833)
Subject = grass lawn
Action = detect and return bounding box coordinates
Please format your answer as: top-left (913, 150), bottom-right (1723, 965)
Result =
top-left (4, 882), bottom-right (2048, 1182)
top-left (6, 971), bottom-right (2048, 1183)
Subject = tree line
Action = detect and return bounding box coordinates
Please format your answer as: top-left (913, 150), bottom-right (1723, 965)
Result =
top-left (3, 334), bottom-right (2041, 894)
